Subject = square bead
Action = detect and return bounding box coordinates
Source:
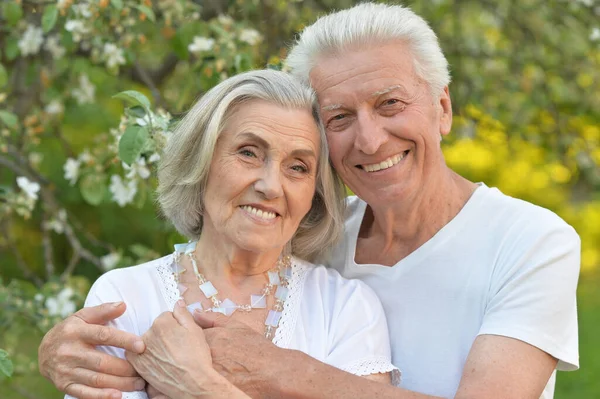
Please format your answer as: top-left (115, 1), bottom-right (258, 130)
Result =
top-left (265, 310), bottom-right (282, 327)
top-left (177, 283), bottom-right (188, 295)
top-left (283, 267), bottom-right (292, 280)
top-left (199, 281), bottom-right (218, 297)
top-left (212, 307), bottom-right (227, 315)
top-left (172, 263), bottom-right (185, 274)
top-left (184, 242), bottom-right (196, 254)
top-left (275, 285), bottom-right (289, 301)
top-left (221, 298), bottom-right (237, 316)
top-left (174, 243), bottom-right (188, 253)
top-left (268, 271), bottom-right (280, 286)
top-left (251, 294), bottom-right (267, 308)
top-left (186, 302), bottom-right (203, 313)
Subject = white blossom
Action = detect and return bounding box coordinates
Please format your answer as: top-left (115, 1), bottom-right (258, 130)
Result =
top-left (34, 293), bottom-right (44, 302)
top-left (188, 36), bottom-right (215, 54)
top-left (45, 99), bottom-right (64, 115)
top-left (103, 43), bottom-right (126, 69)
top-left (79, 150), bottom-right (92, 163)
top-left (65, 20), bottom-right (90, 42)
top-left (18, 25), bottom-right (44, 56)
top-left (63, 158), bottom-right (81, 185)
top-left (109, 175), bottom-right (137, 206)
top-left (44, 219), bottom-right (64, 234)
top-left (123, 159), bottom-right (151, 180)
top-left (72, 74), bottom-right (95, 105)
top-left (101, 252), bottom-right (121, 271)
top-left (44, 35), bottom-right (66, 60)
top-left (148, 153), bottom-right (161, 163)
top-left (239, 29), bottom-right (262, 45)
top-left (45, 287), bottom-right (76, 318)
top-left (28, 152), bottom-right (43, 168)
top-left (16, 176), bottom-right (40, 201)
top-left (72, 2), bottom-right (92, 18)
top-left (591, 27), bottom-right (600, 41)
top-left (218, 14), bottom-right (234, 26)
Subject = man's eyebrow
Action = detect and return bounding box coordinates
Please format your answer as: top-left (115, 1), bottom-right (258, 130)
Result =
top-left (321, 104), bottom-right (342, 112)
top-left (371, 84), bottom-right (408, 97)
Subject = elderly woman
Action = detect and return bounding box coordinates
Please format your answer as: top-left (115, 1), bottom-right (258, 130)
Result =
top-left (63, 69), bottom-right (397, 399)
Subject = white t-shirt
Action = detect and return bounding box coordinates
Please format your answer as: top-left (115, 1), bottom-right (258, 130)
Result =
top-left (66, 256), bottom-right (397, 399)
top-left (326, 184), bottom-right (580, 399)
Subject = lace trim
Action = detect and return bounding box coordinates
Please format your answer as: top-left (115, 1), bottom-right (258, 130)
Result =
top-left (155, 254), bottom-right (180, 310)
top-left (340, 356), bottom-right (402, 386)
top-left (273, 257), bottom-right (309, 348)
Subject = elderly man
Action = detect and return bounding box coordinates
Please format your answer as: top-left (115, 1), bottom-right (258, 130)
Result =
top-left (39, 3), bottom-right (579, 399)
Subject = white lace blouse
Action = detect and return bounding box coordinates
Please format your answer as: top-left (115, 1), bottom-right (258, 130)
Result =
top-left (66, 254), bottom-right (399, 399)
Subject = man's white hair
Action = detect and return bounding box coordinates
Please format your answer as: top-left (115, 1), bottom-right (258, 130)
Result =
top-left (286, 2), bottom-right (451, 96)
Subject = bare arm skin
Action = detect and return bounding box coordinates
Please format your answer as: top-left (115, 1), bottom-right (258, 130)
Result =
top-left (125, 300), bottom-right (249, 399)
top-left (38, 302), bottom-right (147, 399)
top-left (195, 313), bottom-right (557, 399)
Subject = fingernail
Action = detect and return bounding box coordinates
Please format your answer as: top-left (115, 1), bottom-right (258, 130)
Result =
top-left (110, 392), bottom-right (122, 399)
top-left (135, 378), bottom-right (146, 390)
top-left (111, 301), bottom-right (124, 308)
top-left (177, 299), bottom-right (186, 307)
top-left (133, 340), bottom-right (145, 353)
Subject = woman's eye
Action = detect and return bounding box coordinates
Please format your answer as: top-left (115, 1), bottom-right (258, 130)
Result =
top-left (239, 149), bottom-right (256, 158)
top-left (331, 114), bottom-right (346, 121)
top-left (291, 164), bottom-right (308, 173)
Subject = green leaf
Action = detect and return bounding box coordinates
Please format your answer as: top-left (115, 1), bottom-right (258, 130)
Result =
top-left (171, 32), bottom-right (189, 60)
top-left (110, 0), bottom-right (123, 10)
top-left (133, 5), bottom-right (156, 22)
top-left (119, 125), bottom-right (150, 166)
top-left (0, 349), bottom-right (14, 378)
top-left (79, 174), bottom-right (106, 206)
top-left (2, 2), bottom-right (23, 26)
top-left (126, 106), bottom-right (147, 119)
top-left (5, 38), bottom-right (19, 61)
top-left (113, 90), bottom-right (151, 112)
top-left (41, 5), bottom-right (59, 33)
top-left (0, 110), bottom-right (19, 130)
top-left (0, 64), bottom-right (7, 88)
top-left (234, 53), bottom-right (253, 73)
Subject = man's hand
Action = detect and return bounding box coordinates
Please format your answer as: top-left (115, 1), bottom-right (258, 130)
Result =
top-left (193, 311), bottom-right (288, 398)
top-left (38, 302), bottom-right (146, 399)
top-left (126, 300), bottom-right (249, 399)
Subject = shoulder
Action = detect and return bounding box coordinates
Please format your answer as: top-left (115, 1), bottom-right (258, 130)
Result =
top-left (89, 254), bottom-right (173, 297)
top-left (295, 257), bottom-right (381, 308)
top-left (478, 185), bottom-right (579, 244)
top-left (344, 195), bottom-right (366, 221)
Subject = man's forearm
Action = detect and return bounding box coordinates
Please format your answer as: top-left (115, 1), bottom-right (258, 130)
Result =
top-left (272, 350), bottom-right (444, 399)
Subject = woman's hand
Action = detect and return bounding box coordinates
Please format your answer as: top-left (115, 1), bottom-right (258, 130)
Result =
top-left (126, 300), bottom-right (249, 399)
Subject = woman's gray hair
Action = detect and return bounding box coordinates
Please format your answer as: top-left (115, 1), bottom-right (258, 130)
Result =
top-left (286, 2), bottom-right (451, 97)
top-left (157, 69), bottom-right (346, 262)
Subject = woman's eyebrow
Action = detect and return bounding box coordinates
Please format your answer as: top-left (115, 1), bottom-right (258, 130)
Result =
top-left (237, 132), bottom-right (270, 148)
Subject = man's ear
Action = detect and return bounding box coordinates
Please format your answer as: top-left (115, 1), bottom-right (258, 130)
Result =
top-left (439, 86), bottom-right (452, 137)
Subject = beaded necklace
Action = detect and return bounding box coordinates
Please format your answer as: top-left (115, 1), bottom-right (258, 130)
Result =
top-left (172, 242), bottom-right (292, 340)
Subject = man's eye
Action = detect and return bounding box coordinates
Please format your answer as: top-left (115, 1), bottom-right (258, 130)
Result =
top-left (385, 99), bottom-right (399, 105)
top-left (331, 114), bottom-right (346, 121)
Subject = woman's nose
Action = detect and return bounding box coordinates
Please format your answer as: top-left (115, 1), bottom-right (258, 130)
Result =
top-left (254, 164), bottom-right (284, 199)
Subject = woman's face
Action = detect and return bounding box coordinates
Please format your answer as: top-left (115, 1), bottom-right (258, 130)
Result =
top-left (202, 99), bottom-right (320, 254)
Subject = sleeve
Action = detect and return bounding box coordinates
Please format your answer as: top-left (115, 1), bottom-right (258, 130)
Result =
top-left (479, 219), bottom-right (580, 371)
top-left (325, 276), bottom-right (401, 385)
top-left (65, 272), bottom-right (149, 399)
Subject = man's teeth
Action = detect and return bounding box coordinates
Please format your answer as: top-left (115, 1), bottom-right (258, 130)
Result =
top-left (362, 152), bottom-right (405, 173)
top-left (241, 205), bottom-right (277, 220)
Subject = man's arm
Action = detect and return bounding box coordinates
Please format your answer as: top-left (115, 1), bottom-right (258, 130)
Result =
top-left (38, 302), bottom-right (147, 399)
top-left (197, 313), bottom-right (556, 399)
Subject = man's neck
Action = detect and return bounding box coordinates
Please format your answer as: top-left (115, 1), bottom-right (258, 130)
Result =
top-left (356, 168), bottom-right (477, 266)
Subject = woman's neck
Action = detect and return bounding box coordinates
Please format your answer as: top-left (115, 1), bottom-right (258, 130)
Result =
top-left (193, 226), bottom-right (283, 287)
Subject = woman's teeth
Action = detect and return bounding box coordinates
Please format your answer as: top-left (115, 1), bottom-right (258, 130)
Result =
top-left (241, 205), bottom-right (277, 220)
top-left (362, 152), bottom-right (406, 173)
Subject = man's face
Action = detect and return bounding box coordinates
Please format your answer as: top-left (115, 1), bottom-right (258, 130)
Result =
top-left (309, 41), bottom-right (452, 206)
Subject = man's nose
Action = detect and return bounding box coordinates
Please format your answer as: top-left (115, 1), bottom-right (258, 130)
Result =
top-left (353, 112), bottom-right (389, 155)
top-left (254, 163), bottom-right (284, 199)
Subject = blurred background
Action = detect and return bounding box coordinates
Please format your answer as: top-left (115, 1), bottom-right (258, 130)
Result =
top-left (0, 0), bottom-right (598, 397)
